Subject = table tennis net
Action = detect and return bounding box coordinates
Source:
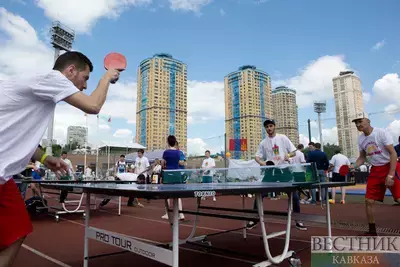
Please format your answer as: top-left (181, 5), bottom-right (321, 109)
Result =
top-left (161, 163), bottom-right (318, 184)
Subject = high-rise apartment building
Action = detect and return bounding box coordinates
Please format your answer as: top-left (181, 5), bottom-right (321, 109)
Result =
top-left (225, 65), bottom-right (272, 159)
top-left (272, 86), bottom-right (299, 145)
top-left (332, 71), bottom-right (364, 159)
top-left (66, 126), bottom-right (87, 146)
top-left (136, 53), bottom-right (188, 151)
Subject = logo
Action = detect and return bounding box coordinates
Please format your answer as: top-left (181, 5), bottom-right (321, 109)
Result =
top-left (272, 144), bottom-right (279, 155)
top-left (311, 236), bottom-right (400, 266)
top-left (194, 191), bottom-right (216, 198)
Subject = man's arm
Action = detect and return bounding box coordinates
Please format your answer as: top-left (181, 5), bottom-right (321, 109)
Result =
top-left (355, 150), bottom-right (367, 167)
top-left (31, 147), bottom-right (46, 163)
top-left (64, 70), bottom-right (119, 114)
top-left (255, 142), bottom-right (266, 166)
top-left (385, 144), bottom-right (398, 177)
top-left (64, 77), bottom-right (110, 114)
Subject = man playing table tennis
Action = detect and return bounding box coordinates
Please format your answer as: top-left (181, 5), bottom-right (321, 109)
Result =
top-left (0, 51), bottom-right (120, 267)
top-left (247, 119), bottom-right (307, 231)
top-left (353, 112), bottom-right (400, 236)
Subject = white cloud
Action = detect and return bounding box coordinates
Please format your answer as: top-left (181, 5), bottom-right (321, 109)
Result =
top-left (187, 80), bottom-right (224, 124)
top-left (372, 39), bottom-right (385, 51)
top-left (363, 92), bottom-right (371, 103)
top-left (35, 0), bottom-right (151, 34)
top-left (373, 73), bottom-right (400, 104)
top-left (187, 137), bottom-right (221, 156)
top-left (275, 55), bottom-right (350, 108)
top-left (298, 127), bottom-right (338, 146)
top-left (385, 104), bottom-right (399, 115)
top-left (387, 120), bottom-right (400, 143)
top-left (219, 8), bottom-right (226, 16)
top-left (169, 0), bottom-right (212, 13)
top-left (113, 129), bottom-right (133, 138)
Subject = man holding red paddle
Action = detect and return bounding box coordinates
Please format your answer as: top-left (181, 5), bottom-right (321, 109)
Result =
top-left (0, 51), bottom-right (124, 266)
top-left (353, 112), bottom-right (400, 236)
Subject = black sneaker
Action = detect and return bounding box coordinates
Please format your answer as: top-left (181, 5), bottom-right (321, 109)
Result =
top-left (100, 199), bottom-right (110, 207)
top-left (246, 221), bottom-right (258, 229)
top-left (295, 222), bottom-right (307, 231)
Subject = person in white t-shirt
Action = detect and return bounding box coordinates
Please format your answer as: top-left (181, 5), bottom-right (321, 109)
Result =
top-left (248, 119), bottom-right (306, 231)
top-left (328, 149), bottom-right (350, 204)
top-left (353, 112), bottom-right (400, 236)
top-left (133, 149), bottom-right (150, 178)
top-left (0, 51), bottom-right (120, 266)
top-left (61, 151), bottom-right (74, 177)
top-left (201, 150), bottom-right (216, 201)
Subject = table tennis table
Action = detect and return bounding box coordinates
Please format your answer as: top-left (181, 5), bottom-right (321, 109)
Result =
top-left (30, 163), bottom-right (354, 267)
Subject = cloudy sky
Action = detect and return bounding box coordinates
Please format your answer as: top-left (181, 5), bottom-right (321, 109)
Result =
top-left (1, 0), bottom-right (400, 155)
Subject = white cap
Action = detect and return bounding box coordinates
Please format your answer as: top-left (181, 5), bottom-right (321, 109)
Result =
top-left (352, 112), bottom-right (369, 122)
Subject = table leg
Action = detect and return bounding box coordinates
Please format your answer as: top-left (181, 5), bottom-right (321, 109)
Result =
top-left (172, 198), bottom-right (180, 267)
top-left (242, 196), bottom-right (247, 239)
top-left (325, 187), bottom-right (332, 252)
top-left (84, 193), bottom-right (91, 267)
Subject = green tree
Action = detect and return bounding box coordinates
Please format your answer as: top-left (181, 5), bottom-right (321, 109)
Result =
top-left (52, 144), bottom-right (62, 157)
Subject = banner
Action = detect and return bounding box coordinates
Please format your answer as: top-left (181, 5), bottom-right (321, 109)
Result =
top-left (229, 139), bottom-right (247, 151)
top-left (227, 159), bottom-right (263, 181)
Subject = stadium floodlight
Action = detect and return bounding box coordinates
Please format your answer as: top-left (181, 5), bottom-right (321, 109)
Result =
top-left (313, 101), bottom-right (326, 151)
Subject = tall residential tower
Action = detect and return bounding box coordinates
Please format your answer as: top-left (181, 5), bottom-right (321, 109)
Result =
top-left (225, 65), bottom-right (272, 159)
top-left (136, 54), bottom-right (188, 151)
top-left (332, 71), bottom-right (364, 159)
top-left (272, 86), bottom-right (299, 145)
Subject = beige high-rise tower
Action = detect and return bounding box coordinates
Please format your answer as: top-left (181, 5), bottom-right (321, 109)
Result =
top-left (272, 86), bottom-right (299, 145)
top-left (224, 65), bottom-right (272, 159)
top-left (332, 71), bottom-right (364, 159)
top-left (136, 53), bottom-right (188, 151)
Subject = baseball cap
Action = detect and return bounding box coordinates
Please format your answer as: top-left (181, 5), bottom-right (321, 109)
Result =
top-left (263, 119), bottom-right (275, 126)
top-left (352, 112), bottom-right (369, 122)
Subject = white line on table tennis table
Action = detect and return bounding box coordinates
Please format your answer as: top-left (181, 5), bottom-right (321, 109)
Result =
top-left (22, 244), bottom-right (72, 267)
top-left (58, 217), bottom-right (257, 264)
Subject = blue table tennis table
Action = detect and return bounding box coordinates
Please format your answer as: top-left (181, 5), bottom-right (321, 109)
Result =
top-left (28, 164), bottom-right (354, 267)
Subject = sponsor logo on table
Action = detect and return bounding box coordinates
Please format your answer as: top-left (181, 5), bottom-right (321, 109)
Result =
top-left (194, 191), bottom-right (216, 198)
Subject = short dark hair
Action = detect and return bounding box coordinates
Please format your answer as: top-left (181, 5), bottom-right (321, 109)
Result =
top-left (120, 154), bottom-right (125, 158)
top-left (335, 148), bottom-right (341, 154)
top-left (138, 149), bottom-right (144, 154)
top-left (205, 150), bottom-right (210, 154)
top-left (167, 135), bottom-right (177, 147)
top-left (62, 151), bottom-right (67, 155)
top-left (53, 51), bottom-right (93, 72)
top-left (308, 142), bottom-right (315, 146)
top-left (315, 143), bottom-right (321, 149)
top-left (297, 144), bottom-right (304, 150)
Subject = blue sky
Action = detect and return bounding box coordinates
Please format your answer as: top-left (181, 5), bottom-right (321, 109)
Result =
top-left (1, 0), bottom-right (400, 155)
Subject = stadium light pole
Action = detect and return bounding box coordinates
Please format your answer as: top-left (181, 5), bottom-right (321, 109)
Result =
top-left (46, 21), bottom-right (75, 156)
top-left (313, 101), bottom-right (326, 151)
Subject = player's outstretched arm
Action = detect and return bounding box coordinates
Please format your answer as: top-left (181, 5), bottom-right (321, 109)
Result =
top-left (64, 69), bottom-right (120, 114)
top-left (355, 150), bottom-right (366, 168)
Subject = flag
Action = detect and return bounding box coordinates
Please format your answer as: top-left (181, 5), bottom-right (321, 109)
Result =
top-left (108, 116), bottom-right (111, 123)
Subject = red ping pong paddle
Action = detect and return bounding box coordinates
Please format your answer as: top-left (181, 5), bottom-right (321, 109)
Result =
top-left (339, 165), bottom-right (350, 176)
top-left (104, 53), bottom-right (127, 84)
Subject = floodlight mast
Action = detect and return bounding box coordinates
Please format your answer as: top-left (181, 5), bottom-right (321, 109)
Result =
top-left (313, 101), bottom-right (326, 152)
top-left (46, 21), bottom-right (75, 155)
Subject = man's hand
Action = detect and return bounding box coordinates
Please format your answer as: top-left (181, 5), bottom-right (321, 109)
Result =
top-left (104, 69), bottom-right (120, 83)
top-left (386, 175), bottom-right (395, 187)
top-left (43, 156), bottom-right (69, 176)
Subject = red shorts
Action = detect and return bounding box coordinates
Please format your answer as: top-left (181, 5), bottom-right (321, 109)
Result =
top-left (0, 179), bottom-right (33, 249)
top-left (366, 162), bottom-right (400, 202)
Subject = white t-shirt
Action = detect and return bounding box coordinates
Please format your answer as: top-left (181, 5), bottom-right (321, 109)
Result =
top-left (62, 158), bottom-right (74, 176)
top-left (134, 156), bottom-right (150, 175)
top-left (0, 71), bottom-right (79, 184)
top-left (115, 161), bottom-right (127, 174)
top-left (330, 153), bottom-right (350, 173)
top-left (202, 157), bottom-right (216, 176)
top-left (255, 134), bottom-right (296, 165)
top-left (358, 128), bottom-right (393, 167)
top-left (290, 150), bottom-right (306, 164)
